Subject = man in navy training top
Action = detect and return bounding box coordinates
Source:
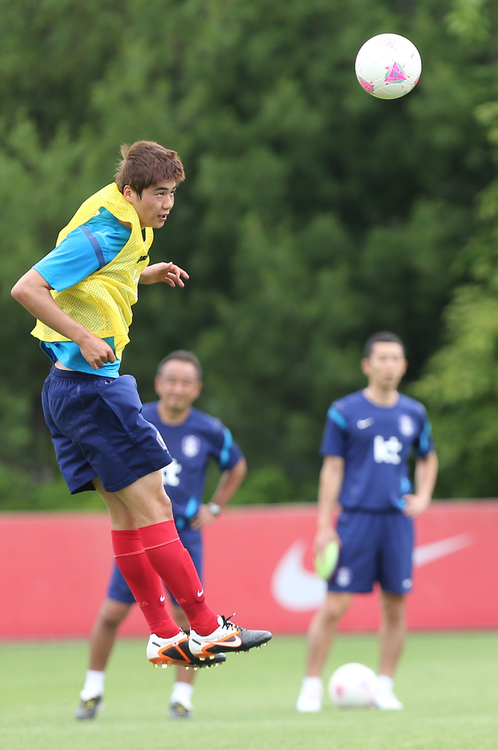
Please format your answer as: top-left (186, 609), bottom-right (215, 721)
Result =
top-left (76, 350), bottom-right (247, 720)
top-left (11, 141), bottom-right (271, 678)
top-left (296, 331), bottom-right (438, 712)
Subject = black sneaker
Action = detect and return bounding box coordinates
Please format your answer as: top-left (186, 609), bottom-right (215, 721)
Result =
top-left (75, 695), bottom-right (104, 720)
top-left (169, 701), bottom-right (193, 719)
top-left (147, 632), bottom-right (226, 669)
top-left (189, 615), bottom-right (272, 656)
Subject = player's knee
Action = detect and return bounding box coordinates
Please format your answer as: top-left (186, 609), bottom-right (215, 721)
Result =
top-left (322, 595), bottom-right (350, 624)
top-left (385, 608), bottom-right (405, 627)
top-left (139, 486), bottom-right (173, 522)
top-left (382, 595), bottom-right (405, 625)
top-left (98, 601), bottom-right (130, 630)
top-left (155, 489), bottom-right (174, 517)
top-left (100, 613), bottom-right (122, 630)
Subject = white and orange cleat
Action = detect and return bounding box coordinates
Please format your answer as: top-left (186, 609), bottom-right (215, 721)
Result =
top-left (189, 615), bottom-right (272, 657)
top-left (147, 631), bottom-right (226, 669)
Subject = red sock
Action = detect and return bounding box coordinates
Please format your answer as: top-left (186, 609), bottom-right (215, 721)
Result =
top-left (139, 520), bottom-right (218, 635)
top-left (111, 529), bottom-right (180, 638)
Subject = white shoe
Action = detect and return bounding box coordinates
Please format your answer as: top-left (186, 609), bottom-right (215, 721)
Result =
top-left (375, 686), bottom-right (404, 710)
top-left (296, 679), bottom-right (323, 712)
top-left (146, 632), bottom-right (226, 668)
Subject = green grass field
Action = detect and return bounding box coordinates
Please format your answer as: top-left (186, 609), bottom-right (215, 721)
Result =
top-left (1, 632), bottom-right (497, 750)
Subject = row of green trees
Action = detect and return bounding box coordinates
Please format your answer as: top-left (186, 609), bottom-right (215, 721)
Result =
top-left (1, 0), bottom-right (498, 509)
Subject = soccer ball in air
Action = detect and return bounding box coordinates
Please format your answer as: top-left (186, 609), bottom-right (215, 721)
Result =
top-left (328, 663), bottom-right (378, 708)
top-left (355, 33), bottom-right (422, 100)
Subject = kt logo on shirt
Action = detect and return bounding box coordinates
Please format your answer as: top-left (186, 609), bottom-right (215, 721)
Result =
top-left (161, 459), bottom-right (182, 486)
top-left (373, 436), bottom-right (402, 465)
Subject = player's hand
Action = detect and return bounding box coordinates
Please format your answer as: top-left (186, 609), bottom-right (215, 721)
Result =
top-left (78, 333), bottom-right (116, 370)
top-left (139, 262), bottom-right (189, 287)
top-left (190, 504), bottom-right (217, 530)
top-left (314, 526), bottom-right (341, 556)
top-left (401, 493), bottom-right (431, 518)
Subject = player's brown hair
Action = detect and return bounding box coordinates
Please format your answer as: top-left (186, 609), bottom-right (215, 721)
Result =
top-left (115, 141), bottom-right (185, 197)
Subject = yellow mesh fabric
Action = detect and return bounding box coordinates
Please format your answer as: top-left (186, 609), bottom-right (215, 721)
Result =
top-left (31, 183), bottom-right (153, 360)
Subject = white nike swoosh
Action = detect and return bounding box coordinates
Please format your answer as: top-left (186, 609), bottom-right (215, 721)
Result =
top-left (412, 533), bottom-right (473, 567)
top-left (271, 534), bottom-right (474, 612)
top-left (357, 418), bottom-right (374, 429)
top-left (159, 595), bottom-right (165, 602)
top-left (222, 634), bottom-right (243, 648)
top-left (197, 589), bottom-right (204, 597)
top-left (271, 540), bottom-right (327, 612)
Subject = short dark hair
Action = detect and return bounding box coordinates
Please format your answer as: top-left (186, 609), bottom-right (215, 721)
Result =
top-left (115, 140), bottom-right (185, 197)
top-left (363, 331), bottom-right (405, 359)
top-left (156, 351), bottom-right (203, 380)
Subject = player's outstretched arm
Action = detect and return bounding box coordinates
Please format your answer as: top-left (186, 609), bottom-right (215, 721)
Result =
top-left (11, 269), bottom-right (116, 371)
top-left (139, 262), bottom-right (189, 287)
top-left (402, 450), bottom-right (439, 518)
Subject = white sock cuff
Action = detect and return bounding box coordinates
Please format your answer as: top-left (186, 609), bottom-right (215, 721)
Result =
top-left (81, 670), bottom-right (105, 701)
top-left (302, 676), bottom-right (323, 690)
top-left (377, 674), bottom-right (394, 690)
top-left (171, 681), bottom-right (194, 709)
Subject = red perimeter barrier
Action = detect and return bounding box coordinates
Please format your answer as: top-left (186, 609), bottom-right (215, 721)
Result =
top-left (0, 502), bottom-right (497, 639)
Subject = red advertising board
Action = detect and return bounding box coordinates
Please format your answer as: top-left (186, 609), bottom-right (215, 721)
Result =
top-left (0, 502), bottom-right (497, 639)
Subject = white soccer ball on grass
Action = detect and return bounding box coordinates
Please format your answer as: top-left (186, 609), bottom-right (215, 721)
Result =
top-left (328, 662), bottom-right (378, 708)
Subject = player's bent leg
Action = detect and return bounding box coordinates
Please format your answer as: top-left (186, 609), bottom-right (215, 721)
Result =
top-left (112, 475), bottom-right (218, 635)
top-left (101, 476), bottom-right (272, 661)
top-left (296, 592), bottom-right (352, 713)
top-left (94, 479), bottom-right (221, 668)
top-left (376, 591), bottom-right (406, 710)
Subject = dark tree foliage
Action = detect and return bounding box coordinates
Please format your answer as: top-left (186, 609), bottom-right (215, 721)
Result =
top-left (1, 0), bottom-right (497, 507)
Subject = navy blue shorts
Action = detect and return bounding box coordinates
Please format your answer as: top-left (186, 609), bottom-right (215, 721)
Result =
top-left (107, 525), bottom-right (203, 606)
top-left (41, 367), bottom-right (172, 494)
top-left (329, 510), bottom-right (414, 595)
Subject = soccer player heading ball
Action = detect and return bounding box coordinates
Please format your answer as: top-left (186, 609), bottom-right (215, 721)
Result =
top-left (11, 141), bottom-right (271, 670)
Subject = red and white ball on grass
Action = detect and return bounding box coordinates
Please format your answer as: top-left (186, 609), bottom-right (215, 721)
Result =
top-left (355, 33), bottom-right (422, 100)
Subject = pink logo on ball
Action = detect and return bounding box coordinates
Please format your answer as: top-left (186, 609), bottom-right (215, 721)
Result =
top-left (385, 62), bottom-right (407, 82)
top-left (358, 77), bottom-right (375, 94)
